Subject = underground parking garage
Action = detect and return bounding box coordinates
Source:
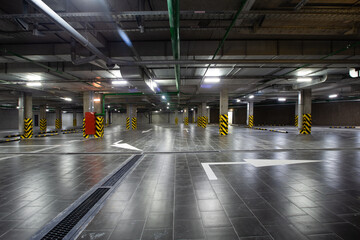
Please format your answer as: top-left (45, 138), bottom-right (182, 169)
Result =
top-left (0, 0), bottom-right (360, 239)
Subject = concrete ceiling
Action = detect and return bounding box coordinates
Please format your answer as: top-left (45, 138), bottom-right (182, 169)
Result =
top-left (0, 0), bottom-right (359, 111)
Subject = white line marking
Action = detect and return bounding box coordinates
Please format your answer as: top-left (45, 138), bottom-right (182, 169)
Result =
top-left (202, 159), bottom-right (321, 180)
top-left (141, 129), bottom-right (152, 133)
top-left (0, 145), bottom-right (61, 161)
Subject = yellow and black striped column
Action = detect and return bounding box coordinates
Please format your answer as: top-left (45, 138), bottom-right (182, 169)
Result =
top-left (55, 119), bottom-right (62, 130)
top-left (184, 117), bottom-right (189, 125)
top-left (126, 117), bottom-right (130, 130)
top-left (175, 117), bottom-right (178, 125)
top-left (95, 116), bottom-right (104, 138)
top-left (219, 114), bottom-right (228, 135)
top-left (83, 118), bottom-right (89, 138)
top-left (21, 118), bottom-right (33, 139)
top-left (132, 117), bottom-right (137, 130)
top-left (295, 115), bottom-right (298, 127)
top-left (300, 114), bottom-right (312, 134)
top-left (40, 118), bottom-right (47, 131)
top-left (248, 115), bottom-right (254, 128)
top-left (202, 116), bottom-right (206, 128)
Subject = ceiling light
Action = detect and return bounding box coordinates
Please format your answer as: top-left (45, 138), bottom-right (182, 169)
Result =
top-left (108, 105), bottom-right (110, 108)
top-left (111, 70), bottom-right (122, 78)
top-left (248, 95), bottom-right (254, 99)
top-left (112, 80), bottom-right (127, 85)
top-left (191, 108), bottom-right (194, 111)
top-left (63, 111), bottom-right (67, 113)
top-left (206, 106), bottom-right (210, 109)
top-left (297, 77), bottom-right (312, 83)
top-left (94, 99), bottom-right (101, 102)
top-left (160, 109), bottom-right (162, 111)
top-left (349, 68), bottom-right (359, 78)
top-left (205, 68), bottom-right (222, 77)
top-left (16, 106), bottom-right (19, 109)
top-left (297, 69), bottom-right (312, 77)
top-left (278, 98), bottom-right (286, 102)
top-left (26, 74), bottom-right (42, 81)
top-left (162, 95), bottom-right (166, 100)
top-left (181, 110), bottom-right (184, 112)
top-left (329, 94), bottom-right (338, 99)
top-left (155, 111), bottom-right (159, 113)
top-left (204, 77), bottom-right (220, 83)
top-left (167, 102), bottom-right (170, 105)
top-left (46, 109), bottom-right (49, 112)
top-left (26, 82), bottom-right (42, 87)
top-left (152, 82), bottom-right (158, 88)
top-left (236, 99), bottom-right (241, 102)
top-left (167, 107), bottom-right (169, 109)
top-left (114, 109), bottom-right (117, 111)
top-left (62, 97), bottom-right (72, 101)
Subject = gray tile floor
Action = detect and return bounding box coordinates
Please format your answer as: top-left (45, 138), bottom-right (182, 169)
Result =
top-left (0, 124), bottom-right (360, 239)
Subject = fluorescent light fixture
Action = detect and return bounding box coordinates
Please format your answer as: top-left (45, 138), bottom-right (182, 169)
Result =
top-left (205, 68), bottom-right (222, 77)
top-left (181, 110), bottom-right (184, 112)
top-left (46, 109), bottom-right (49, 112)
top-left (329, 94), bottom-right (338, 99)
top-left (204, 77), bottom-right (220, 83)
top-left (162, 95), bottom-right (166, 100)
top-left (94, 98), bottom-right (101, 102)
top-left (63, 111), bottom-right (67, 113)
top-left (112, 80), bottom-right (127, 85)
top-left (111, 70), bottom-right (122, 78)
top-left (248, 95), bottom-right (254, 99)
top-left (297, 77), bottom-right (312, 83)
top-left (236, 99), bottom-right (241, 102)
top-left (297, 69), bottom-right (312, 77)
top-left (108, 105), bottom-right (110, 108)
top-left (155, 111), bottom-right (159, 113)
top-left (191, 108), bottom-right (194, 111)
top-left (278, 98), bottom-right (286, 102)
top-left (62, 97), bottom-right (72, 101)
top-left (16, 106), bottom-right (19, 109)
top-left (152, 82), bottom-right (158, 88)
top-left (167, 107), bottom-right (169, 109)
top-left (349, 68), bottom-right (359, 78)
top-left (26, 74), bottom-right (42, 81)
top-left (167, 102), bottom-right (170, 105)
top-left (26, 82), bottom-right (42, 87)
top-left (206, 106), bottom-right (210, 109)
top-left (114, 109), bottom-right (117, 111)
top-left (160, 109), bottom-right (162, 111)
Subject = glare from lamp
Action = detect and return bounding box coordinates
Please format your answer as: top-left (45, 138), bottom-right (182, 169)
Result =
top-left (204, 77), bottom-right (221, 83)
top-left (94, 99), bottom-right (101, 102)
top-left (26, 82), bottom-right (42, 87)
top-left (26, 74), bottom-right (42, 81)
top-left (248, 95), bottom-right (254, 99)
top-left (297, 69), bottom-right (312, 77)
top-left (278, 98), bottom-right (286, 102)
top-left (112, 80), bottom-right (127, 85)
top-left (297, 77), bottom-right (312, 83)
top-left (329, 94), bottom-right (338, 99)
top-left (349, 68), bottom-right (359, 78)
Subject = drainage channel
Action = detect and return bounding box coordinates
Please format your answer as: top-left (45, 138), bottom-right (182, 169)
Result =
top-left (31, 154), bottom-right (143, 240)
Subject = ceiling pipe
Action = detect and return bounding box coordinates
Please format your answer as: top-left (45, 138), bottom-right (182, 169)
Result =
top-left (167, 0), bottom-right (180, 93)
top-left (292, 75), bottom-right (328, 89)
top-left (111, 58), bottom-right (360, 65)
top-left (70, 39), bottom-right (97, 65)
top-left (26, 0), bottom-right (115, 68)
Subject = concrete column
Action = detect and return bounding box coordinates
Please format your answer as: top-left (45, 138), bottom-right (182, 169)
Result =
top-left (83, 91), bottom-right (94, 115)
top-left (298, 89), bottom-right (312, 134)
top-left (201, 102), bottom-right (207, 128)
top-left (94, 93), bottom-right (103, 114)
top-left (23, 93), bottom-right (33, 138)
top-left (207, 107), bottom-right (210, 124)
top-left (18, 93), bottom-right (24, 133)
top-left (295, 99), bottom-right (299, 127)
top-left (126, 104), bottom-right (132, 130)
top-left (55, 107), bottom-right (62, 130)
top-left (219, 89), bottom-right (229, 135)
top-left (247, 102), bottom-right (254, 127)
top-left (105, 109), bottom-right (110, 125)
top-left (126, 104), bottom-right (137, 130)
top-left (40, 105), bottom-right (47, 131)
top-left (175, 110), bottom-right (178, 125)
top-left (184, 107), bottom-right (189, 125)
top-left (73, 110), bottom-right (77, 127)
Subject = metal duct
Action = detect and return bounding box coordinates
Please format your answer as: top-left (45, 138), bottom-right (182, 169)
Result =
top-left (292, 75), bottom-right (328, 90)
top-left (27, 0), bottom-right (114, 68)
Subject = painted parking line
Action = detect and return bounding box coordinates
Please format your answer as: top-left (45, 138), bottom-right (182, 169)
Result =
top-left (202, 159), bottom-right (322, 180)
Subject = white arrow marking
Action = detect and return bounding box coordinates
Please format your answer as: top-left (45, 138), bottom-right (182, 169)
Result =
top-left (111, 140), bottom-right (142, 151)
top-left (142, 129), bottom-right (152, 133)
top-left (202, 159), bottom-right (321, 180)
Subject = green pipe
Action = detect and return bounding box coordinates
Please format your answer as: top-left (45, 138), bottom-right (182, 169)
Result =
top-left (167, 0), bottom-right (180, 92)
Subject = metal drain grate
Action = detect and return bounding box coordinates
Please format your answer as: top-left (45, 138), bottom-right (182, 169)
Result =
top-left (41, 188), bottom-right (109, 240)
top-left (102, 154), bottom-right (142, 186)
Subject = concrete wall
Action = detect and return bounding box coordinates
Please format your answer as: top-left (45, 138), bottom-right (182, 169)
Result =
top-left (210, 109), bottom-right (219, 123)
top-left (0, 109), bottom-right (18, 130)
top-left (253, 104), bottom-right (295, 126)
